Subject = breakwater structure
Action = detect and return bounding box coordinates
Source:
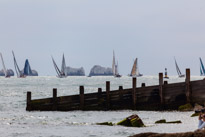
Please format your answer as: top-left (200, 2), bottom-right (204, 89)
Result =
top-left (26, 68), bottom-right (205, 111)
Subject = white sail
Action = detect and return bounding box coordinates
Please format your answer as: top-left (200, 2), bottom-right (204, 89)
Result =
top-left (61, 54), bottom-right (67, 76)
top-left (115, 62), bottom-right (118, 75)
top-left (136, 58), bottom-right (140, 76)
top-left (112, 51), bottom-right (115, 75)
top-left (0, 53), bottom-right (8, 77)
top-left (112, 51), bottom-right (121, 77)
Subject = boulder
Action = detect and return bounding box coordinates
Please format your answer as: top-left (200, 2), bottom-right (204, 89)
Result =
top-left (155, 119), bottom-right (182, 124)
top-left (117, 115), bottom-right (145, 127)
top-left (96, 122), bottom-right (113, 126)
top-left (130, 130), bottom-right (205, 137)
top-left (178, 103), bottom-right (193, 111)
top-left (155, 119), bottom-right (166, 124)
top-left (191, 113), bottom-right (200, 117)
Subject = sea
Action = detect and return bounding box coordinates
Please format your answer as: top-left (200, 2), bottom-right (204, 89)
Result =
top-left (0, 76), bottom-right (203, 137)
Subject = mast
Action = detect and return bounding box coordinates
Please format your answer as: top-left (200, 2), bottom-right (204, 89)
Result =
top-left (12, 51), bottom-right (22, 77)
top-left (52, 56), bottom-right (62, 77)
top-left (112, 51), bottom-right (116, 76)
top-left (136, 58), bottom-right (139, 76)
top-left (174, 58), bottom-right (182, 76)
top-left (0, 53), bottom-right (8, 77)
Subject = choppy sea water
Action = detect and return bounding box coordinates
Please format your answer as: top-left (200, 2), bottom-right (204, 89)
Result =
top-left (0, 76), bottom-right (203, 137)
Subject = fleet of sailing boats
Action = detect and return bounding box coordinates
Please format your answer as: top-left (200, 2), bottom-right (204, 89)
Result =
top-left (129, 58), bottom-right (143, 77)
top-left (2, 51), bottom-right (205, 77)
top-left (52, 54), bottom-right (67, 78)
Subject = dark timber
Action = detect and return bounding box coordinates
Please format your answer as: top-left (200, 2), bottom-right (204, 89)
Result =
top-left (26, 68), bottom-right (205, 111)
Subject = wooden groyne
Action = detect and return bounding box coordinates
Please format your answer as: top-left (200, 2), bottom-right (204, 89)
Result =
top-left (26, 69), bottom-right (205, 111)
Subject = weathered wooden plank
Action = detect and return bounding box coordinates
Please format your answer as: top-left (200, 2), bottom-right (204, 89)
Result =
top-left (58, 95), bottom-right (79, 102)
top-left (31, 98), bottom-right (52, 105)
top-left (164, 88), bottom-right (185, 95)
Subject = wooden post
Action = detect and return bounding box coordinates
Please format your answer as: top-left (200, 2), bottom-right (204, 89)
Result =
top-left (80, 86), bottom-right (84, 109)
top-left (185, 68), bottom-right (191, 103)
top-left (164, 81), bottom-right (168, 85)
top-left (98, 88), bottom-right (102, 97)
top-left (132, 77), bottom-right (137, 109)
top-left (53, 88), bottom-right (57, 98)
top-left (52, 88), bottom-right (57, 110)
top-left (141, 83), bottom-right (146, 87)
top-left (119, 86), bottom-right (123, 101)
top-left (26, 91), bottom-right (31, 111)
top-left (106, 81), bottom-right (110, 109)
top-left (159, 73), bottom-right (164, 106)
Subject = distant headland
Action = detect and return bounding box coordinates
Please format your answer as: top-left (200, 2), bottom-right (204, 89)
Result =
top-left (89, 65), bottom-right (113, 76)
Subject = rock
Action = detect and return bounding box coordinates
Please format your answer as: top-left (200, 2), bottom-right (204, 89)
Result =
top-left (155, 119), bottom-right (166, 124)
top-left (191, 113), bottom-right (200, 117)
top-left (155, 119), bottom-right (182, 124)
top-left (166, 120), bottom-right (182, 124)
top-left (89, 65), bottom-right (113, 76)
top-left (178, 103), bottom-right (193, 111)
top-left (117, 115), bottom-right (145, 127)
top-left (129, 130), bottom-right (205, 137)
top-left (66, 66), bottom-right (85, 76)
top-left (0, 69), bottom-right (14, 76)
top-left (96, 122), bottom-right (113, 126)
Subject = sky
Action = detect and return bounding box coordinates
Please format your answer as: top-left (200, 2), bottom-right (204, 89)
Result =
top-left (0, 0), bottom-right (205, 76)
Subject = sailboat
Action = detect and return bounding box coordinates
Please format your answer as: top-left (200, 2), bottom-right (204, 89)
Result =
top-left (0, 53), bottom-right (10, 78)
top-left (52, 54), bottom-right (67, 78)
top-left (129, 58), bottom-right (143, 77)
top-left (200, 57), bottom-right (205, 76)
top-left (112, 51), bottom-right (121, 77)
top-left (12, 51), bottom-right (26, 78)
top-left (174, 58), bottom-right (185, 78)
top-left (22, 59), bottom-right (38, 76)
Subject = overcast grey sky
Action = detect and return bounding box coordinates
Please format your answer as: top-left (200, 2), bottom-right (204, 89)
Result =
top-left (0, 0), bottom-right (205, 76)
